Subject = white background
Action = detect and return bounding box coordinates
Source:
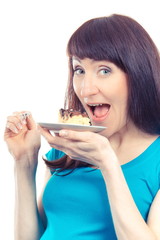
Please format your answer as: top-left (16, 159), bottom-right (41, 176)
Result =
top-left (0, 0), bottom-right (160, 239)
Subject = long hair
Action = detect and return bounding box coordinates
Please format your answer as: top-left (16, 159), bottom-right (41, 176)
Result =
top-left (45, 14), bottom-right (160, 173)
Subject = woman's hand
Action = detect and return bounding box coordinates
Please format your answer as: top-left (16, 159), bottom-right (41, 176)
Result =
top-left (4, 111), bottom-right (41, 168)
top-left (39, 127), bottom-right (118, 170)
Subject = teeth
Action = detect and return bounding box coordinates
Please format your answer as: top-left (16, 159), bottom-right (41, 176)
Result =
top-left (88, 103), bottom-right (103, 107)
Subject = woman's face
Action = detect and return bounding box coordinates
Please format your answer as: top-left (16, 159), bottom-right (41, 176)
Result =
top-left (72, 57), bottom-right (129, 137)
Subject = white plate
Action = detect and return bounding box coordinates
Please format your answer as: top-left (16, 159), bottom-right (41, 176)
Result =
top-left (38, 122), bottom-right (106, 133)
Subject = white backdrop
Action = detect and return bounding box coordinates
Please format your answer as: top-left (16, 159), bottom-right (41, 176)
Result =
top-left (0, 0), bottom-right (160, 239)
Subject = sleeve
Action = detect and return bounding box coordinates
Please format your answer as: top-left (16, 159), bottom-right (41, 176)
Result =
top-left (45, 148), bottom-right (65, 161)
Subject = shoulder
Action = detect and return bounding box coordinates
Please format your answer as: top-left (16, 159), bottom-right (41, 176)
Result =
top-left (45, 148), bottom-right (65, 161)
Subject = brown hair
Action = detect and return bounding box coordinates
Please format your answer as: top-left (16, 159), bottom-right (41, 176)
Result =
top-left (45, 14), bottom-right (160, 174)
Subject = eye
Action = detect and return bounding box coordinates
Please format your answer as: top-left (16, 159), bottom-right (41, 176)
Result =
top-left (99, 68), bottom-right (111, 76)
top-left (73, 67), bottom-right (85, 75)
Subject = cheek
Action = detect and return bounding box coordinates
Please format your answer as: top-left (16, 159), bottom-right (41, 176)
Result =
top-left (112, 79), bottom-right (128, 103)
top-left (114, 84), bottom-right (129, 121)
top-left (73, 80), bottom-right (81, 98)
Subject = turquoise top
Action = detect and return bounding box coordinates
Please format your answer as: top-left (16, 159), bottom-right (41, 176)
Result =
top-left (40, 137), bottom-right (160, 240)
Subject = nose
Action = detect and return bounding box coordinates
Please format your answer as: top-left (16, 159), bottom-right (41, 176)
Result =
top-left (80, 75), bottom-right (99, 98)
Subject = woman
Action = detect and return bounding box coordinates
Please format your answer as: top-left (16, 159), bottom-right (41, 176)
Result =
top-left (4, 14), bottom-right (160, 240)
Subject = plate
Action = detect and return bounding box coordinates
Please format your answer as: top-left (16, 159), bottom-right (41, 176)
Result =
top-left (38, 122), bottom-right (106, 133)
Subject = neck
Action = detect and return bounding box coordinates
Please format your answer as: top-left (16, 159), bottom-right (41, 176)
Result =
top-left (107, 122), bottom-right (158, 165)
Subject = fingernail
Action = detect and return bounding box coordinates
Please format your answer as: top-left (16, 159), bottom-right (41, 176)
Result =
top-left (17, 123), bottom-right (22, 129)
top-left (14, 128), bottom-right (19, 134)
top-left (59, 130), bottom-right (68, 137)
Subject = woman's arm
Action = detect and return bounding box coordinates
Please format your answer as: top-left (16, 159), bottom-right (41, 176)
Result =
top-left (101, 163), bottom-right (160, 240)
top-left (147, 190), bottom-right (160, 239)
top-left (39, 128), bottom-right (160, 240)
top-left (38, 167), bottom-right (52, 229)
top-left (4, 112), bottom-right (44, 240)
top-left (14, 160), bottom-right (44, 240)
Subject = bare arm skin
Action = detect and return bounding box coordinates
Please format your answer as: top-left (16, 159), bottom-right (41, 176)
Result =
top-left (4, 112), bottom-right (46, 240)
top-left (101, 163), bottom-right (160, 240)
top-left (14, 161), bottom-right (44, 240)
top-left (39, 128), bottom-right (160, 240)
top-left (147, 190), bottom-right (160, 239)
top-left (38, 168), bottom-right (52, 229)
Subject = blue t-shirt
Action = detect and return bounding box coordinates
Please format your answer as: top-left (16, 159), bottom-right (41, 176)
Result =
top-left (40, 137), bottom-right (160, 240)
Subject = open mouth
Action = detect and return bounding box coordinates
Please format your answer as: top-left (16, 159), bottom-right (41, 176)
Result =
top-left (87, 103), bottom-right (110, 120)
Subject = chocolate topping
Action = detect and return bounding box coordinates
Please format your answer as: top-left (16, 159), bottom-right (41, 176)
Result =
top-left (59, 108), bottom-right (88, 119)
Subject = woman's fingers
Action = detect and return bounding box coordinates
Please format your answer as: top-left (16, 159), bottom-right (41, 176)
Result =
top-left (39, 127), bottom-right (82, 145)
top-left (13, 111), bottom-right (29, 124)
top-left (24, 113), bottom-right (37, 130)
top-left (5, 111), bottom-right (38, 141)
top-left (59, 129), bottom-right (98, 142)
top-left (6, 121), bottom-right (21, 134)
top-left (38, 126), bottom-right (55, 145)
top-left (7, 111), bottom-right (36, 131)
top-left (7, 115), bottom-right (25, 131)
top-left (38, 126), bottom-right (71, 151)
top-left (39, 127), bottom-right (101, 148)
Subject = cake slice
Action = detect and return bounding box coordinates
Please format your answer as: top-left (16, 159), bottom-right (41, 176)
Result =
top-left (58, 108), bottom-right (91, 125)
